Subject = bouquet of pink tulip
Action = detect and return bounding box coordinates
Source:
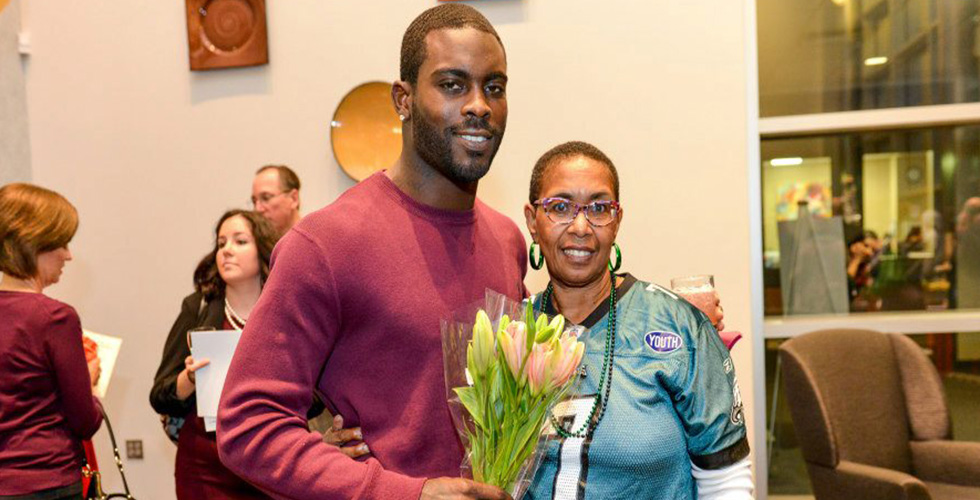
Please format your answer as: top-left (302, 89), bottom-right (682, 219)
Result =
top-left (442, 293), bottom-right (585, 498)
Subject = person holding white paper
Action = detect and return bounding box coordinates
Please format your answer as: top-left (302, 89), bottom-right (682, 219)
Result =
top-left (150, 210), bottom-right (280, 500)
top-left (0, 183), bottom-right (102, 500)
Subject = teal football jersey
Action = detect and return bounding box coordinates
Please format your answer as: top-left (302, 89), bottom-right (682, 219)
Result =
top-left (526, 275), bottom-right (749, 500)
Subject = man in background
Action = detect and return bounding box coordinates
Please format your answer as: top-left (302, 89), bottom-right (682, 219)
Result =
top-left (251, 165), bottom-right (301, 235)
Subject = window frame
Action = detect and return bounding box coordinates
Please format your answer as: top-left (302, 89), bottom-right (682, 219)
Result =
top-left (749, 3), bottom-right (980, 493)
top-left (758, 102), bottom-right (980, 339)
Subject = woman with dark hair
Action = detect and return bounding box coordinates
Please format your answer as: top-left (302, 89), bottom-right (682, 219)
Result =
top-left (150, 209), bottom-right (277, 499)
top-left (522, 143), bottom-right (753, 499)
top-left (0, 183), bottom-right (102, 499)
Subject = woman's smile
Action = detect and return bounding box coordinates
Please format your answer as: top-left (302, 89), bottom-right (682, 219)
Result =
top-left (561, 246), bottom-right (596, 262)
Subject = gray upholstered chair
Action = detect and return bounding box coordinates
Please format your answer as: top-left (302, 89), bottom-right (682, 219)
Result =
top-left (779, 329), bottom-right (980, 500)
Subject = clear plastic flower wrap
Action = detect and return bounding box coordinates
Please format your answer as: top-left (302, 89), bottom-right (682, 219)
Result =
top-left (441, 290), bottom-right (586, 498)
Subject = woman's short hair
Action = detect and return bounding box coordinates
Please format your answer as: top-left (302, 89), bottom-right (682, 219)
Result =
top-left (193, 210), bottom-right (278, 301)
top-left (529, 141), bottom-right (620, 203)
top-left (0, 183), bottom-right (79, 279)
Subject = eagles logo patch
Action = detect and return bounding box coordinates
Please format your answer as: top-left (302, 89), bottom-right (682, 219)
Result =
top-left (730, 375), bottom-right (745, 426)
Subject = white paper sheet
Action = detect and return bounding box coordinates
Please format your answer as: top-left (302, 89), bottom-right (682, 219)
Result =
top-left (189, 329), bottom-right (242, 421)
top-left (82, 330), bottom-right (122, 399)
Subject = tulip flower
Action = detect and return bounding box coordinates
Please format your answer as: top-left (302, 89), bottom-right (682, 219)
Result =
top-left (470, 310), bottom-right (496, 378)
top-left (497, 321), bottom-right (528, 384)
top-left (548, 333), bottom-right (585, 390)
top-left (534, 314), bottom-right (553, 343)
top-left (525, 343), bottom-right (554, 396)
top-left (549, 315), bottom-right (565, 340)
top-left (498, 314), bottom-right (511, 334)
top-left (524, 300), bottom-right (537, 352)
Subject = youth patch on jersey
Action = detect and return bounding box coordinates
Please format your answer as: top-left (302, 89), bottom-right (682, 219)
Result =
top-left (644, 331), bottom-right (684, 353)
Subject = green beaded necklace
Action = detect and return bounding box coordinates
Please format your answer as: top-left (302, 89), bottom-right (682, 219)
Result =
top-left (541, 270), bottom-right (618, 439)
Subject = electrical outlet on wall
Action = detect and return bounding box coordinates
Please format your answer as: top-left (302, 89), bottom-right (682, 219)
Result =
top-left (125, 440), bottom-right (143, 459)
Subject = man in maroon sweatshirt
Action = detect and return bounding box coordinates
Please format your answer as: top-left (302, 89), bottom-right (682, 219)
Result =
top-left (217, 5), bottom-right (525, 499)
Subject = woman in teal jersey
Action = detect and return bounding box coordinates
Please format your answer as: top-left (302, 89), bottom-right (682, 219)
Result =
top-left (522, 142), bottom-right (753, 500)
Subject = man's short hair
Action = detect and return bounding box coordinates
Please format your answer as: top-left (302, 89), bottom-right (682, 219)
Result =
top-left (529, 141), bottom-right (620, 203)
top-left (0, 183), bottom-right (79, 279)
top-left (256, 164), bottom-right (301, 192)
top-left (400, 4), bottom-right (503, 85)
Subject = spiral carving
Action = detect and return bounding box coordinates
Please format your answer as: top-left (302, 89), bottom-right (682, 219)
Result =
top-left (201, 0), bottom-right (255, 53)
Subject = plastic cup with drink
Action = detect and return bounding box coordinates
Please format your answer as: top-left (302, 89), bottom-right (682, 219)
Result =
top-left (670, 275), bottom-right (741, 349)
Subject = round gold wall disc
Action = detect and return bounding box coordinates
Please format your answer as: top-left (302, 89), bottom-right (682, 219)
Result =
top-left (330, 82), bottom-right (403, 181)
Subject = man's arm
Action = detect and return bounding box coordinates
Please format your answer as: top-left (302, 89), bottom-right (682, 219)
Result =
top-left (216, 231), bottom-right (426, 500)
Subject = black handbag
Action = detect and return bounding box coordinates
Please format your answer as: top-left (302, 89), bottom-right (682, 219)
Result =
top-left (82, 405), bottom-right (136, 500)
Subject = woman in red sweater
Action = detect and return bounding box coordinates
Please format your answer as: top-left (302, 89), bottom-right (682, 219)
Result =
top-left (0, 183), bottom-right (102, 499)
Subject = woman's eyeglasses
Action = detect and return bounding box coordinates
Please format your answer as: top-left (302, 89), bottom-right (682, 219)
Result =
top-left (533, 197), bottom-right (621, 226)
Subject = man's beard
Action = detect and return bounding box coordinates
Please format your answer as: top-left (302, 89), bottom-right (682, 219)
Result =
top-left (411, 103), bottom-right (504, 185)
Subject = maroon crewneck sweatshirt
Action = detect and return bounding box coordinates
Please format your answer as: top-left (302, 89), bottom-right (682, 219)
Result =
top-left (218, 172), bottom-right (527, 499)
top-left (0, 292), bottom-right (102, 495)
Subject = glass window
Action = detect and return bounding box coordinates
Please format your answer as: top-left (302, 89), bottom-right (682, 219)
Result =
top-left (766, 332), bottom-right (980, 495)
top-left (758, 0), bottom-right (980, 117)
top-left (761, 126), bottom-right (980, 315)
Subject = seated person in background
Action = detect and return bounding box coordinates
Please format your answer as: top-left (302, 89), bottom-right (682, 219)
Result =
top-left (899, 226), bottom-right (924, 257)
top-left (899, 226), bottom-right (929, 283)
top-left (0, 183), bottom-right (103, 500)
top-left (847, 233), bottom-right (876, 308)
top-left (522, 142), bottom-right (752, 499)
top-left (863, 230), bottom-right (884, 266)
top-left (252, 165), bottom-right (302, 236)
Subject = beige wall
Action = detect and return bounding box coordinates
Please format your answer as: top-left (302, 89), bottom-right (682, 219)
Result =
top-left (0, 0), bottom-right (30, 185)
top-left (24, 1), bottom-right (759, 496)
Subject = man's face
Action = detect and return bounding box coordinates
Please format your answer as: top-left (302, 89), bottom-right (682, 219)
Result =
top-left (251, 169), bottom-right (299, 234)
top-left (410, 28), bottom-right (507, 184)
